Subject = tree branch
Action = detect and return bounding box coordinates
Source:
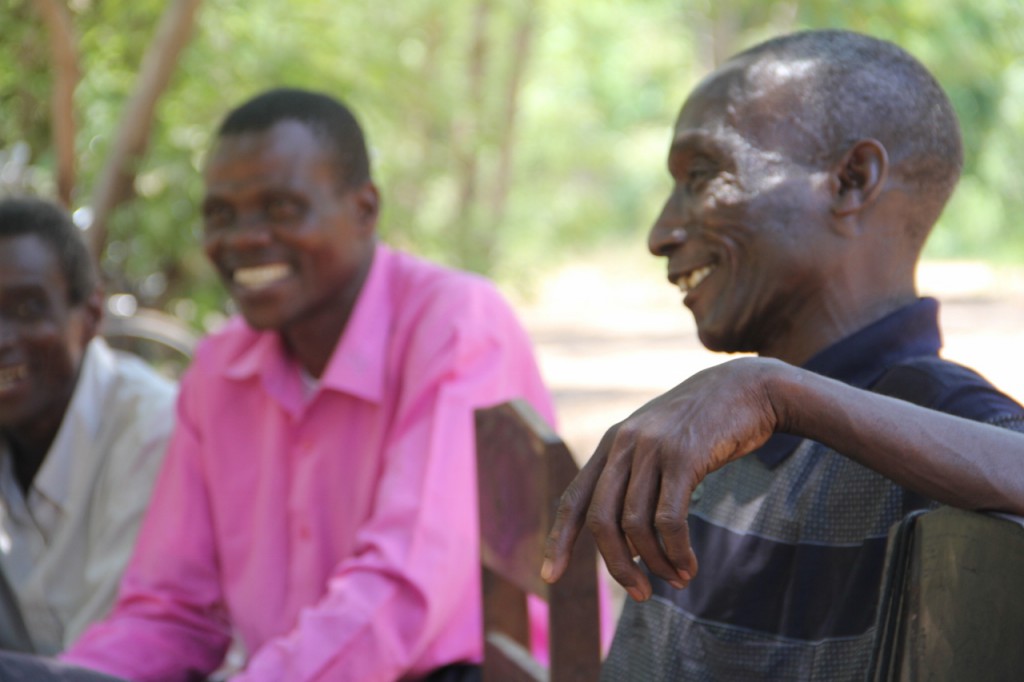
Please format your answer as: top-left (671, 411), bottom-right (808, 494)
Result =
top-left (489, 3), bottom-right (536, 229)
top-left (32, 0), bottom-right (80, 207)
top-left (86, 0), bottom-right (204, 258)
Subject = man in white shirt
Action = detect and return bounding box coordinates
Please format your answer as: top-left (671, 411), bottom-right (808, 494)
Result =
top-left (0, 197), bottom-right (177, 655)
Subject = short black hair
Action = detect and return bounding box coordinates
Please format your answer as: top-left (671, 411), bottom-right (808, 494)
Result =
top-left (734, 30), bottom-right (963, 233)
top-left (0, 197), bottom-right (98, 306)
top-left (216, 87), bottom-right (371, 188)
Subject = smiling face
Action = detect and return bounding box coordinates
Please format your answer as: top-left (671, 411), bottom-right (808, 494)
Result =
top-left (202, 120), bottom-right (378, 360)
top-left (0, 233), bottom-right (98, 437)
top-left (648, 56), bottom-right (841, 360)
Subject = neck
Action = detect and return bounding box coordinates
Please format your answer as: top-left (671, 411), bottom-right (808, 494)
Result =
top-left (281, 250), bottom-right (375, 378)
top-left (4, 409), bottom-right (66, 495)
top-left (282, 304), bottom-right (357, 378)
top-left (759, 287), bottom-right (918, 366)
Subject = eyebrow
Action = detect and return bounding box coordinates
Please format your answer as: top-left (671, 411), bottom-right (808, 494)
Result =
top-left (0, 280), bottom-right (51, 292)
top-left (669, 132), bottom-right (722, 157)
top-left (0, 284), bottom-right (53, 306)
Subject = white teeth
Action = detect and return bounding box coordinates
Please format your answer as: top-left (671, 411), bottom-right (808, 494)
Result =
top-left (0, 365), bottom-right (27, 390)
top-left (679, 266), bottom-right (714, 293)
top-left (233, 263), bottom-right (291, 288)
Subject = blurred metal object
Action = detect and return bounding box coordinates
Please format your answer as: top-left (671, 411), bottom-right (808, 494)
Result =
top-left (100, 304), bottom-right (198, 378)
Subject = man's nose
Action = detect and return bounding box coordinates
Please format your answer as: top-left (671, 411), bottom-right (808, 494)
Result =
top-left (648, 217), bottom-right (689, 257)
top-left (648, 190), bottom-right (690, 256)
top-left (648, 226), bottom-right (688, 256)
top-left (216, 213), bottom-right (274, 249)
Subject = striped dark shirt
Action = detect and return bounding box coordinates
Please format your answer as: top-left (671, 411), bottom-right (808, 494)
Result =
top-left (602, 298), bottom-right (1024, 681)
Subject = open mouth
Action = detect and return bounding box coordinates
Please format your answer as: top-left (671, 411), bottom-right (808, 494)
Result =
top-left (0, 364), bottom-right (27, 391)
top-left (677, 264), bottom-right (716, 293)
top-left (233, 263), bottom-right (291, 288)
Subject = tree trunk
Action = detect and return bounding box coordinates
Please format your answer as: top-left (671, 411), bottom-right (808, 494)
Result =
top-left (32, 0), bottom-right (80, 208)
top-left (452, 0), bottom-right (492, 271)
top-left (86, 0), bottom-right (205, 258)
top-left (488, 3), bottom-right (536, 231)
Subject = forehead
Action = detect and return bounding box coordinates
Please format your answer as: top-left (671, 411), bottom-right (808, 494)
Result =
top-left (0, 233), bottom-right (67, 292)
top-left (672, 55), bottom-right (824, 160)
top-left (204, 120), bottom-right (339, 193)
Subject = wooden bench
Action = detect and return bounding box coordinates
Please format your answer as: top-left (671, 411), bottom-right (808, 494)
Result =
top-left (475, 399), bottom-right (601, 682)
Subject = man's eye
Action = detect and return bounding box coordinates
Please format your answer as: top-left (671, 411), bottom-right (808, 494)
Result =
top-left (202, 203), bottom-right (234, 230)
top-left (12, 299), bottom-right (45, 320)
top-left (687, 164), bottom-right (715, 187)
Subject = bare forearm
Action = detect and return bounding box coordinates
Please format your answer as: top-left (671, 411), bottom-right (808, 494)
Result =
top-left (771, 366), bottom-right (1024, 515)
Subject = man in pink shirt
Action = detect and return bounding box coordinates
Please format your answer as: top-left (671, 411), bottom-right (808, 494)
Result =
top-left (56, 88), bottom-right (556, 681)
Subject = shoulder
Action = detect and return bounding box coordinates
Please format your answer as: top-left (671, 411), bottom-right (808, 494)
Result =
top-left (91, 339), bottom-right (177, 410)
top-left (872, 356), bottom-right (1024, 423)
top-left (377, 248), bottom-right (541, 379)
top-left (386, 247), bottom-right (509, 310)
top-left (86, 341), bottom-right (179, 465)
top-left (382, 247), bottom-right (523, 338)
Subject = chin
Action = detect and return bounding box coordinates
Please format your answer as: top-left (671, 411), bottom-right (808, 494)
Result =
top-left (238, 308), bottom-right (286, 332)
top-left (697, 327), bottom-right (752, 355)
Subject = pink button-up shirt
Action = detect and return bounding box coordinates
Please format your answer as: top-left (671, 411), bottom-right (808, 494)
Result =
top-left (63, 244), bottom-right (556, 681)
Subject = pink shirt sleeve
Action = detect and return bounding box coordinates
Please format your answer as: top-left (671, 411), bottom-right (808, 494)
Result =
top-left (61, 383), bottom-right (234, 679)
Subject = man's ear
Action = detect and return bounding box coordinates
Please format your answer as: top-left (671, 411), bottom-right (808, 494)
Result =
top-left (352, 181), bottom-right (380, 233)
top-left (830, 138), bottom-right (888, 219)
top-left (81, 288), bottom-right (104, 343)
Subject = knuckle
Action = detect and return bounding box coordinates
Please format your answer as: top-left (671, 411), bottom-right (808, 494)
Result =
top-left (619, 510), bottom-right (648, 536)
top-left (552, 494), bottom-right (577, 523)
top-left (585, 506), bottom-right (616, 540)
top-left (554, 481), bottom-right (588, 518)
top-left (653, 511), bottom-right (687, 536)
top-left (615, 420), bottom-right (641, 443)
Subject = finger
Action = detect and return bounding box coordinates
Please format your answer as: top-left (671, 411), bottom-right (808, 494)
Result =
top-left (542, 440), bottom-right (610, 583)
top-left (587, 438), bottom-right (652, 602)
top-left (653, 461), bottom-right (699, 584)
top-left (621, 461), bottom-right (681, 589)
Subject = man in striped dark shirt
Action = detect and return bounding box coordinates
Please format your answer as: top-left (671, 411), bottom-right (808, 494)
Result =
top-left (543, 29), bottom-right (1024, 681)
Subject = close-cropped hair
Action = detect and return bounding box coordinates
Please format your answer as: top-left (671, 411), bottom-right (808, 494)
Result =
top-left (217, 87), bottom-right (372, 188)
top-left (736, 29), bottom-right (963, 206)
top-left (0, 196), bottom-right (98, 305)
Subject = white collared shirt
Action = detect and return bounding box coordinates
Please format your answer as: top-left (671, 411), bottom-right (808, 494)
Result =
top-left (0, 338), bottom-right (177, 654)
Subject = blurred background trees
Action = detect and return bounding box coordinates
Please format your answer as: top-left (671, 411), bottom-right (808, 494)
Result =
top-left (1, 0), bottom-right (1022, 329)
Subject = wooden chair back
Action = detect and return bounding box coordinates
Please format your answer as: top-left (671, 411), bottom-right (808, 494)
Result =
top-left (475, 399), bottom-right (601, 682)
top-left (869, 506), bottom-right (1024, 681)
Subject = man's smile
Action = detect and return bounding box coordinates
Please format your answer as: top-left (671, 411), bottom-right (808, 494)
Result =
top-left (672, 261), bottom-right (717, 294)
top-left (232, 263), bottom-right (292, 289)
top-left (678, 265), bottom-right (715, 293)
top-left (0, 363), bottom-right (27, 392)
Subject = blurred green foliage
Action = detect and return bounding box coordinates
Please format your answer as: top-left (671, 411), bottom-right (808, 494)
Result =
top-left (1, 0), bottom-right (1022, 329)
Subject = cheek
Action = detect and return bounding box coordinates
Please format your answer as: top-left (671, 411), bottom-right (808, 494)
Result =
top-left (48, 347), bottom-right (80, 385)
top-left (202, 235), bottom-right (221, 264)
top-left (703, 175), bottom-right (746, 211)
top-left (22, 330), bottom-right (76, 380)
top-left (702, 175), bottom-right (761, 225)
